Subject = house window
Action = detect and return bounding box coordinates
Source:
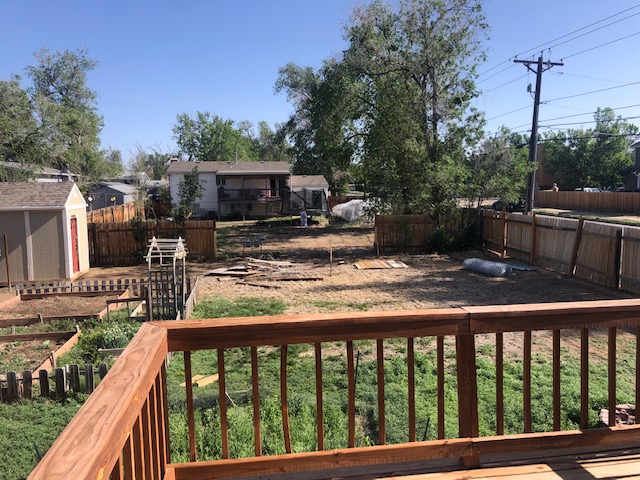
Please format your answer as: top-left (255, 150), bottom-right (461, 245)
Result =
top-left (219, 179), bottom-right (226, 186)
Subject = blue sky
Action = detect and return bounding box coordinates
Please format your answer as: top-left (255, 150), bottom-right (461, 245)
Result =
top-left (2, 1), bottom-right (639, 162)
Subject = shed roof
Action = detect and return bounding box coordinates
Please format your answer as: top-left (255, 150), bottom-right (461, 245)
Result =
top-left (289, 175), bottom-right (329, 189)
top-left (167, 161), bottom-right (290, 175)
top-left (93, 182), bottom-right (139, 195)
top-left (0, 182), bottom-right (79, 210)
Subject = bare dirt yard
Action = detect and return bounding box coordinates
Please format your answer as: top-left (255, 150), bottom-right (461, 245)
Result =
top-left (3, 220), bottom-right (630, 317)
top-left (0, 220), bottom-right (634, 364)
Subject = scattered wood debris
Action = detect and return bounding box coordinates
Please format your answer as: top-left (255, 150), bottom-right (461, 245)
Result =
top-left (180, 374), bottom-right (219, 388)
top-left (206, 258), bottom-right (323, 287)
top-left (355, 260), bottom-right (409, 269)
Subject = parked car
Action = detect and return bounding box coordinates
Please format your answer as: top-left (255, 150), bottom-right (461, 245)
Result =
top-left (574, 187), bottom-right (601, 192)
top-left (491, 198), bottom-right (525, 212)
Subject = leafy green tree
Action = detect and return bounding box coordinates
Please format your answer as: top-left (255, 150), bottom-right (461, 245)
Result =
top-left (0, 78), bottom-right (42, 180)
top-left (461, 128), bottom-right (530, 210)
top-left (542, 108), bottom-right (638, 190)
top-left (26, 48), bottom-right (107, 181)
top-left (171, 167), bottom-right (205, 222)
top-left (172, 112), bottom-right (257, 162)
top-left (276, 61), bottom-right (359, 193)
top-left (277, 0), bottom-right (487, 213)
top-left (146, 151), bottom-right (169, 180)
top-left (343, 0), bottom-right (487, 215)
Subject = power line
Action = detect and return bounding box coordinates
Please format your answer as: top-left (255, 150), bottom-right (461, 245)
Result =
top-left (486, 104), bottom-right (532, 121)
top-left (482, 74), bottom-right (528, 94)
top-left (477, 4), bottom-right (640, 79)
top-left (511, 103), bottom-right (640, 129)
top-left (551, 71), bottom-right (632, 84)
top-left (545, 80), bottom-right (640, 102)
top-left (513, 4), bottom-right (640, 59)
top-left (561, 30), bottom-right (640, 60)
top-left (540, 115), bottom-right (640, 128)
top-left (545, 11), bottom-right (640, 52)
top-left (477, 63), bottom-right (519, 84)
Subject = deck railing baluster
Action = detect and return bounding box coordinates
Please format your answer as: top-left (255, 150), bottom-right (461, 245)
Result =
top-left (408, 337), bottom-right (416, 442)
top-left (437, 335), bottom-right (445, 439)
top-left (251, 346), bottom-right (262, 456)
top-left (347, 340), bottom-right (356, 448)
top-left (315, 343), bottom-right (324, 451)
top-left (377, 339), bottom-right (386, 445)
top-left (183, 351), bottom-right (196, 461)
top-left (523, 331), bottom-right (532, 433)
top-left (496, 332), bottom-right (504, 435)
top-left (608, 327), bottom-right (617, 427)
top-left (218, 348), bottom-right (230, 458)
top-left (581, 327), bottom-right (589, 429)
top-left (553, 329), bottom-right (561, 431)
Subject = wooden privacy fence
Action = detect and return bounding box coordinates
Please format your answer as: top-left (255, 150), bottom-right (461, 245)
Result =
top-left (375, 211), bottom-right (475, 253)
top-left (30, 299), bottom-right (640, 479)
top-left (87, 202), bottom-right (143, 223)
top-left (483, 210), bottom-right (639, 293)
top-left (537, 191), bottom-right (640, 214)
top-left (89, 220), bottom-right (217, 266)
top-left (1, 363), bottom-right (108, 403)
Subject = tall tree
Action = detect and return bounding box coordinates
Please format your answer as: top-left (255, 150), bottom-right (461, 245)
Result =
top-left (542, 108), bottom-right (638, 190)
top-left (26, 48), bottom-right (106, 181)
top-left (0, 78), bottom-right (42, 180)
top-left (172, 112), bottom-right (257, 162)
top-left (276, 61), bottom-right (359, 192)
top-left (461, 128), bottom-right (530, 210)
top-left (343, 0), bottom-right (487, 214)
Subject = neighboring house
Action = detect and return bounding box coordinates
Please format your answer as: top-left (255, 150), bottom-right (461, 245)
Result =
top-left (0, 161), bottom-right (78, 182)
top-left (88, 182), bottom-right (139, 210)
top-left (0, 182), bottom-right (89, 283)
top-left (167, 161), bottom-right (291, 219)
top-left (289, 175), bottom-right (330, 214)
top-left (623, 140), bottom-right (640, 192)
top-left (112, 169), bottom-right (151, 185)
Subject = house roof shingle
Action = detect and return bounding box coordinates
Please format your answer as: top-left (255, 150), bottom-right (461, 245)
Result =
top-left (167, 161), bottom-right (290, 175)
top-left (0, 182), bottom-right (77, 209)
top-left (289, 175), bottom-right (329, 189)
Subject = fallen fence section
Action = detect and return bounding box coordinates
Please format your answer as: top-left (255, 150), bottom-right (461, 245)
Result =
top-left (0, 363), bottom-right (108, 403)
top-left (482, 210), bottom-right (640, 294)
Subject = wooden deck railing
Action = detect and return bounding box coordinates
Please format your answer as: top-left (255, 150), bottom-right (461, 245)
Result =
top-left (29, 299), bottom-right (640, 479)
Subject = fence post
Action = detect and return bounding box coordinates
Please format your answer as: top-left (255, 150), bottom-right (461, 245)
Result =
top-left (530, 213), bottom-right (537, 266)
top-left (39, 369), bottom-right (50, 398)
top-left (7, 371), bottom-right (18, 402)
top-left (69, 364), bottom-right (81, 392)
top-left (569, 217), bottom-right (584, 275)
top-left (22, 370), bottom-right (32, 399)
top-left (613, 229), bottom-right (622, 290)
top-left (501, 208), bottom-right (507, 258)
top-left (455, 334), bottom-right (479, 467)
top-left (85, 364), bottom-right (94, 394)
top-left (55, 368), bottom-right (66, 400)
top-left (98, 362), bottom-right (108, 379)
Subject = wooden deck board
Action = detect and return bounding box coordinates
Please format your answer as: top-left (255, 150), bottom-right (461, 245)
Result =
top-left (174, 447), bottom-right (640, 480)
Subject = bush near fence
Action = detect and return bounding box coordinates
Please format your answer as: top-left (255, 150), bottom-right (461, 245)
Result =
top-left (483, 210), bottom-right (640, 294)
top-left (374, 210), bottom-right (477, 253)
top-left (89, 220), bottom-right (217, 266)
top-left (87, 202), bottom-right (143, 223)
top-left (536, 191), bottom-right (640, 214)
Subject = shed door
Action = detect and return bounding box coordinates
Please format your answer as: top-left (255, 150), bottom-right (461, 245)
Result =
top-left (70, 217), bottom-right (79, 273)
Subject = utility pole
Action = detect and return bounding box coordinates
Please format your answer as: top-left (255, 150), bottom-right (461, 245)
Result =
top-left (514, 56), bottom-right (563, 214)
